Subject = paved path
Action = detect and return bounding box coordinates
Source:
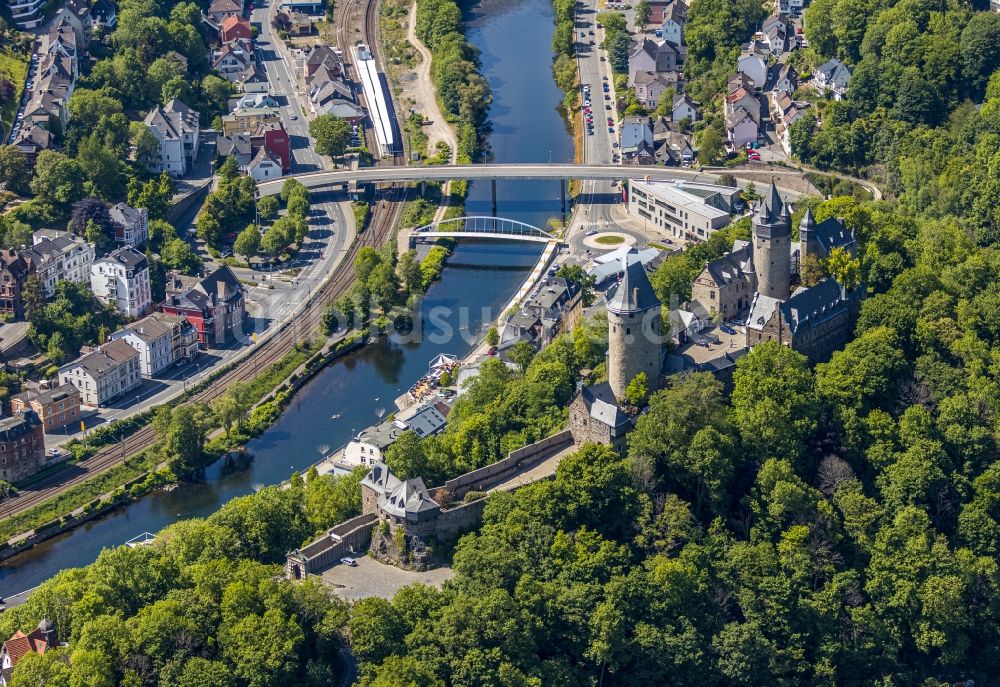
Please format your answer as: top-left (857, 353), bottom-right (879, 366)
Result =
top-left (489, 442), bottom-right (577, 493)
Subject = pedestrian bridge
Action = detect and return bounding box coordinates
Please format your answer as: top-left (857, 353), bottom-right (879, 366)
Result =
top-left (408, 216), bottom-right (557, 248)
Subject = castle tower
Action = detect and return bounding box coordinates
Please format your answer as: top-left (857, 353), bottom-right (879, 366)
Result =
top-left (607, 253), bottom-right (662, 401)
top-left (752, 180), bottom-right (791, 300)
top-left (799, 206), bottom-right (816, 261)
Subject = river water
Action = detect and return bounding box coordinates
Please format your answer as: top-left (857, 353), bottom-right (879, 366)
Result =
top-left (0, 0), bottom-right (572, 597)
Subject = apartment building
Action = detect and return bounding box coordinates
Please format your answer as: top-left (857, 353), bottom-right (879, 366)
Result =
top-left (26, 231), bottom-right (95, 298)
top-left (627, 179), bottom-right (742, 245)
top-left (90, 247), bottom-right (152, 318)
top-left (0, 411), bottom-right (45, 483)
top-left (11, 384), bottom-right (82, 434)
top-left (58, 339), bottom-right (141, 407)
top-left (111, 312), bottom-right (199, 377)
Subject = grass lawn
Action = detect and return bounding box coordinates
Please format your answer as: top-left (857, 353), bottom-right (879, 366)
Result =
top-left (0, 47), bottom-right (28, 143)
top-left (595, 234), bottom-right (625, 245)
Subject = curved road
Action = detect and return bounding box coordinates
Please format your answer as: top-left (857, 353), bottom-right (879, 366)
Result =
top-left (259, 163), bottom-right (882, 200)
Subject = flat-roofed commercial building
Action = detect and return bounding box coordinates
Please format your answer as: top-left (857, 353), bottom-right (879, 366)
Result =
top-left (627, 179), bottom-right (742, 245)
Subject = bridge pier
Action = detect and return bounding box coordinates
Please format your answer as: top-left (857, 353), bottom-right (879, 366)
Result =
top-left (560, 179), bottom-right (566, 224)
top-left (491, 179), bottom-right (497, 217)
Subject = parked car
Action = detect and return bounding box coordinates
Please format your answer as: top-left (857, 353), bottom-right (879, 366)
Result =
top-left (719, 324), bottom-right (737, 335)
top-left (340, 557), bottom-right (357, 566)
top-left (608, 127), bottom-right (614, 133)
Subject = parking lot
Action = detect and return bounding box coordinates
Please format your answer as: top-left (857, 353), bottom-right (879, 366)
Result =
top-left (319, 554), bottom-right (454, 601)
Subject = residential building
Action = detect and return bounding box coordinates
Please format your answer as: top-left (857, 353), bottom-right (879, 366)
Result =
top-left (217, 133), bottom-right (254, 169)
top-left (657, 0), bottom-right (686, 47)
top-left (218, 121), bottom-right (291, 172)
top-left (671, 93), bottom-right (699, 122)
top-left (7, 0), bottom-right (45, 28)
top-left (760, 14), bottom-right (791, 56)
top-left (11, 384), bottom-right (81, 433)
top-left (632, 71), bottom-right (676, 109)
top-left (212, 39), bottom-right (254, 78)
top-left (58, 339), bottom-right (141, 407)
top-left (736, 50), bottom-right (767, 88)
top-left (238, 63), bottom-right (270, 93)
top-left (772, 63), bottom-right (798, 93)
top-left (303, 44), bottom-right (345, 81)
top-left (655, 129), bottom-right (694, 166)
top-left (247, 146), bottom-right (284, 181)
top-left (500, 277), bottom-right (582, 350)
top-left (690, 241), bottom-right (756, 318)
top-left (26, 231), bottom-right (95, 298)
top-left (219, 15), bottom-right (253, 42)
top-left (90, 247), bottom-right (152, 318)
top-left (0, 411), bottom-right (45, 483)
top-left (628, 38), bottom-right (681, 86)
top-left (208, 0), bottom-right (243, 23)
top-left (627, 179), bottom-right (741, 244)
top-left (815, 58), bottom-right (852, 99)
top-left (221, 107), bottom-right (281, 136)
top-left (160, 266), bottom-right (246, 347)
top-left (13, 124), bottom-right (53, 156)
top-left (771, 90), bottom-right (810, 155)
top-left (343, 402), bottom-right (448, 468)
top-left (236, 93), bottom-right (280, 110)
top-left (0, 250), bottom-right (35, 318)
top-left (91, 0), bottom-right (117, 27)
top-left (0, 621), bottom-right (59, 685)
top-left (109, 202), bottom-right (150, 247)
top-left (55, 0), bottom-right (92, 45)
top-left (725, 106), bottom-right (758, 148)
top-left (144, 99), bottom-right (201, 176)
top-left (111, 312), bottom-right (199, 377)
top-left (288, 10), bottom-right (313, 34)
top-left (619, 116), bottom-right (655, 165)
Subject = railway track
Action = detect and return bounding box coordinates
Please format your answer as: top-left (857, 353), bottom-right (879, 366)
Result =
top-left (0, 0), bottom-right (411, 529)
top-left (0, 194), bottom-right (403, 524)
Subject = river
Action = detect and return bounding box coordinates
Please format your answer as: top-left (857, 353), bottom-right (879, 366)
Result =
top-left (0, 0), bottom-right (573, 597)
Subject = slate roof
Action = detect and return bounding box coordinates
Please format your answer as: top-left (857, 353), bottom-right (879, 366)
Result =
top-left (165, 266), bottom-right (243, 313)
top-left (407, 404), bottom-right (448, 438)
top-left (779, 278), bottom-right (846, 335)
top-left (754, 179), bottom-right (787, 225)
top-left (0, 411), bottom-right (42, 441)
top-left (12, 384), bottom-right (80, 407)
top-left (117, 312), bottom-right (188, 344)
top-left (110, 202), bottom-right (145, 228)
top-left (817, 59), bottom-right (852, 89)
top-left (607, 250), bottom-right (660, 314)
top-left (580, 382), bottom-right (630, 428)
top-left (745, 292), bottom-right (781, 331)
top-left (144, 99), bottom-right (199, 141)
top-left (703, 242), bottom-right (754, 287)
top-left (62, 339), bottom-right (138, 378)
top-left (100, 246), bottom-right (147, 271)
top-left (803, 211), bottom-right (855, 255)
top-left (379, 476), bottom-right (440, 519)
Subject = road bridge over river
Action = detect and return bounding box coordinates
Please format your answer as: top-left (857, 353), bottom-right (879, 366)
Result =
top-left (258, 163), bottom-right (882, 202)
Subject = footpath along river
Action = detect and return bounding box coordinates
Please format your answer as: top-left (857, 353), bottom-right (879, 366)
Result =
top-left (0, 0), bottom-right (573, 597)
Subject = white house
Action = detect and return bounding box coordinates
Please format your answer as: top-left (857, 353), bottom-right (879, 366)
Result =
top-left (58, 339), bottom-right (141, 407)
top-left (815, 58), bottom-right (852, 99)
top-left (236, 93), bottom-right (280, 110)
top-left (671, 93), bottom-right (699, 122)
top-left (26, 230), bottom-right (95, 298)
top-left (726, 107), bottom-right (758, 148)
top-left (143, 98), bottom-right (200, 177)
top-left (111, 312), bottom-right (199, 377)
top-left (342, 403), bottom-right (447, 468)
top-left (247, 147), bottom-right (283, 182)
top-left (90, 247), bottom-right (151, 318)
top-left (736, 51), bottom-right (767, 89)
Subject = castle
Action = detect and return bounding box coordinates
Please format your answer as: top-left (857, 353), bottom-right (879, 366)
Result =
top-left (569, 251), bottom-right (664, 453)
top-left (744, 181), bottom-right (863, 362)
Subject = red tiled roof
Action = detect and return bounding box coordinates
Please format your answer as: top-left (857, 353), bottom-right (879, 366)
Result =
top-left (2, 629), bottom-right (48, 667)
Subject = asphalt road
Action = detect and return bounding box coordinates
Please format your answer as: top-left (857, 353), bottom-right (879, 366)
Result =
top-left (253, 0), bottom-right (327, 173)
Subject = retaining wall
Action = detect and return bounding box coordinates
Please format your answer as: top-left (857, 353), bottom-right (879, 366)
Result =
top-left (442, 429), bottom-right (574, 498)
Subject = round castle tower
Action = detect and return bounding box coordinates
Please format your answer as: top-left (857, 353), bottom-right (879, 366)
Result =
top-left (752, 180), bottom-right (792, 301)
top-left (607, 254), bottom-right (662, 401)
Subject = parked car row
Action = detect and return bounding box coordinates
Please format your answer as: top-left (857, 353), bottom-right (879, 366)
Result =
top-left (8, 49), bottom-right (40, 144)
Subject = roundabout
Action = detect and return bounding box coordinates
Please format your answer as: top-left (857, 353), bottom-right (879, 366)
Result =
top-left (582, 231), bottom-right (637, 251)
